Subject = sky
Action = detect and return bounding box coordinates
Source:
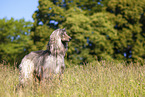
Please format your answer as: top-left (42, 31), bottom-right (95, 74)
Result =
top-left (0, 0), bottom-right (38, 22)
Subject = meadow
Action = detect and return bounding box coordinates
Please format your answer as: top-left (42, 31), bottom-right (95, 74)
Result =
top-left (0, 61), bottom-right (144, 97)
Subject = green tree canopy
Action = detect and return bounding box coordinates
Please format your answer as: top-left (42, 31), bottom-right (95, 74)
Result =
top-left (60, 8), bottom-right (117, 63)
top-left (106, 0), bottom-right (145, 63)
top-left (31, 0), bottom-right (117, 64)
top-left (1, 0), bottom-right (145, 65)
top-left (30, 0), bottom-right (145, 64)
top-left (0, 18), bottom-right (32, 63)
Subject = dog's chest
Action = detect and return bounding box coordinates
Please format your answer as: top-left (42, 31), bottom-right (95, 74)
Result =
top-left (43, 55), bottom-right (64, 73)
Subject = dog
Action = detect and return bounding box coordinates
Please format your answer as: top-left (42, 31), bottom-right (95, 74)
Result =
top-left (19, 28), bottom-right (71, 86)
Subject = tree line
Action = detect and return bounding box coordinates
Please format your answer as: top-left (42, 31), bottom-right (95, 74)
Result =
top-left (0, 0), bottom-right (145, 65)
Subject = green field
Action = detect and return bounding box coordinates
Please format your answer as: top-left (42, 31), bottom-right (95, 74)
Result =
top-left (0, 61), bottom-right (145, 97)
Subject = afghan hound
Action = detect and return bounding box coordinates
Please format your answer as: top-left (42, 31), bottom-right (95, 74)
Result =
top-left (19, 28), bottom-right (71, 86)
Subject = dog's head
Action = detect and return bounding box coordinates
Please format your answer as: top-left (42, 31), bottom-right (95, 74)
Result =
top-left (59, 28), bottom-right (71, 42)
top-left (50, 28), bottom-right (71, 42)
top-left (48, 28), bottom-right (71, 55)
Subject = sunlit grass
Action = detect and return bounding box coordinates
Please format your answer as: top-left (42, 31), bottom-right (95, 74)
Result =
top-left (0, 61), bottom-right (145, 97)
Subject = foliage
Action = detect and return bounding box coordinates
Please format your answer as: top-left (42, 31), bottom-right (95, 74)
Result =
top-left (0, 61), bottom-right (145, 96)
top-left (31, 0), bottom-right (145, 64)
top-left (31, 0), bottom-right (116, 64)
top-left (106, 0), bottom-right (145, 63)
top-left (0, 0), bottom-right (145, 64)
top-left (60, 9), bottom-right (118, 63)
top-left (0, 18), bottom-right (32, 63)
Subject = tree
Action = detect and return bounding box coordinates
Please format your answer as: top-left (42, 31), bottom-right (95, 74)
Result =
top-left (31, 0), bottom-right (115, 64)
top-left (106, 0), bottom-right (145, 63)
top-left (60, 8), bottom-right (117, 63)
top-left (0, 18), bottom-right (32, 63)
top-left (31, 0), bottom-right (144, 64)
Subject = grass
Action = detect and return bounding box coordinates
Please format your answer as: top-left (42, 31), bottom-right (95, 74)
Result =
top-left (0, 61), bottom-right (145, 97)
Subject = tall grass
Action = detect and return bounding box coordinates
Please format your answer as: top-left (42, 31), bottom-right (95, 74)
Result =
top-left (0, 61), bottom-right (145, 97)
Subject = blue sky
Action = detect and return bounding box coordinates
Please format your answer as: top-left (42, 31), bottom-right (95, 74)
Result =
top-left (0, 0), bottom-right (38, 22)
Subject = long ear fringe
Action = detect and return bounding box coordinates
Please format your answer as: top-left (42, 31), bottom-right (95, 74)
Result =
top-left (47, 29), bottom-right (58, 50)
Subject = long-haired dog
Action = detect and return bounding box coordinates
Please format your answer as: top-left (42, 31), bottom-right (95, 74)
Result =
top-left (19, 28), bottom-right (71, 86)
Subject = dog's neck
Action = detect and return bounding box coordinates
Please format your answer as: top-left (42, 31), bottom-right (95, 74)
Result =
top-left (47, 40), bottom-right (67, 56)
